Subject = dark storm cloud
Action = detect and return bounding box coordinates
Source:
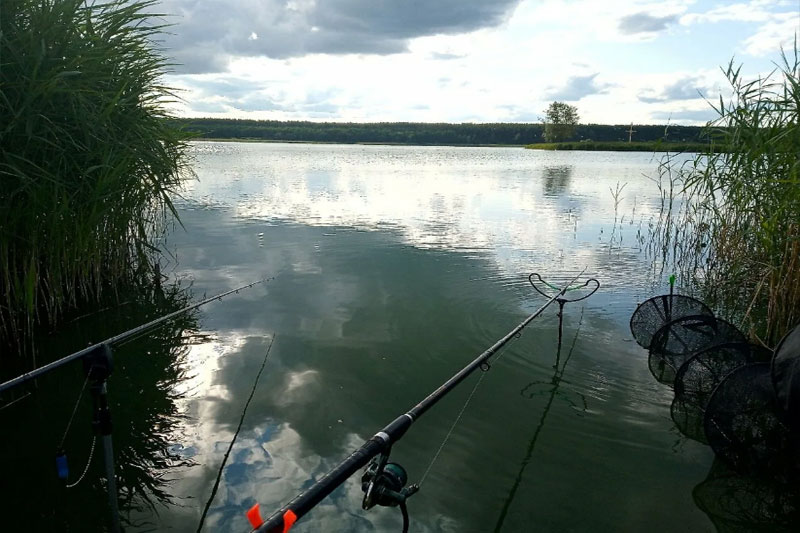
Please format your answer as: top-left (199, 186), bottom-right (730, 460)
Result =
top-left (618, 12), bottom-right (679, 34)
top-left (639, 76), bottom-right (711, 103)
top-left (545, 73), bottom-right (611, 101)
top-left (154, 0), bottom-right (522, 74)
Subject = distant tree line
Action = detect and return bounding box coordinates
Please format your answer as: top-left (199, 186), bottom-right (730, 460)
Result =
top-left (172, 118), bottom-right (707, 146)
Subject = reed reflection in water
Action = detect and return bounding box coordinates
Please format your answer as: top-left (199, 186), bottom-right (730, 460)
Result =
top-left (0, 281), bottom-right (205, 531)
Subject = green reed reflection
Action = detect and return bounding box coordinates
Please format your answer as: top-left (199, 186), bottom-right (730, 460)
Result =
top-left (0, 281), bottom-right (201, 531)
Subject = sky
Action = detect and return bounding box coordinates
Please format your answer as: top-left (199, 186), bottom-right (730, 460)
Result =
top-left (156, 0), bottom-right (800, 125)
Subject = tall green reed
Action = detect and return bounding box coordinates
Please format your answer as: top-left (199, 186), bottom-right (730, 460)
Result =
top-left (650, 47), bottom-right (800, 346)
top-left (0, 0), bottom-right (191, 355)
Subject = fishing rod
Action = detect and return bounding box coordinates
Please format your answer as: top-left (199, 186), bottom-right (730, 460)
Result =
top-left (0, 277), bottom-right (269, 533)
top-left (0, 278), bottom-right (267, 394)
top-left (246, 270), bottom-right (592, 533)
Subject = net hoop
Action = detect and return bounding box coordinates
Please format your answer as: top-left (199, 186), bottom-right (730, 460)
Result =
top-left (630, 294), bottom-right (713, 349)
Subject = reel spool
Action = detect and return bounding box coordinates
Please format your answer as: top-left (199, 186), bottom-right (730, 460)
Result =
top-left (361, 452), bottom-right (418, 532)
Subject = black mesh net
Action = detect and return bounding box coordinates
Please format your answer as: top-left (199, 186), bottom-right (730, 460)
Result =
top-left (671, 343), bottom-right (772, 443)
top-left (630, 294), bottom-right (713, 349)
top-left (771, 323), bottom-right (800, 423)
top-left (648, 315), bottom-right (746, 385)
top-left (704, 363), bottom-right (800, 481)
top-left (693, 459), bottom-right (800, 533)
top-left (631, 293), bottom-right (800, 483)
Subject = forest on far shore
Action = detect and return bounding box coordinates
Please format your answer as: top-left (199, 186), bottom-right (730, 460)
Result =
top-left (173, 118), bottom-right (708, 146)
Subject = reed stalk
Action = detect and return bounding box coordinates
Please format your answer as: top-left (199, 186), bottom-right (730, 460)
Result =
top-left (0, 0), bottom-right (191, 356)
top-left (650, 47), bottom-right (800, 346)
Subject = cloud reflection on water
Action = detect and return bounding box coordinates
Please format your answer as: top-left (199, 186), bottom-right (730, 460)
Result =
top-left (180, 142), bottom-right (687, 285)
top-left (160, 143), bottom-right (714, 532)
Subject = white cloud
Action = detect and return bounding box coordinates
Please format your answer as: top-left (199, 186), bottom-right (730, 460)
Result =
top-left (638, 73), bottom-right (719, 103)
top-left (679, 0), bottom-right (798, 57)
top-left (681, 2), bottom-right (776, 24)
top-left (160, 0), bottom-right (796, 124)
top-left (546, 73), bottom-right (613, 101)
top-left (742, 12), bottom-right (798, 56)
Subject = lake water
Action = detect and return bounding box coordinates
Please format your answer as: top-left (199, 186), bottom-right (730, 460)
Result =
top-left (1, 143), bottom-right (741, 531)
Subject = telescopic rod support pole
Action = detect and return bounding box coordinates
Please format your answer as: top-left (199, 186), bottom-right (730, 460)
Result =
top-left (86, 344), bottom-right (121, 533)
top-left (93, 382), bottom-right (121, 533)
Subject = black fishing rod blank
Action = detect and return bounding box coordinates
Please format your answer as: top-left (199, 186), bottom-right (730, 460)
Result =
top-left (0, 278), bottom-right (266, 394)
top-left (247, 271), bottom-right (592, 533)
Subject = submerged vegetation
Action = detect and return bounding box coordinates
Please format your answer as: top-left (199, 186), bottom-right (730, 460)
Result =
top-left (651, 50), bottom-right (800, 345)
top-left (0, 0), bottom-right (190, 352)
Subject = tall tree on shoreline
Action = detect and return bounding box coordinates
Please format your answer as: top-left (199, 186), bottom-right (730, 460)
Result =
top-left (543, 101), bottom-right (580, 142)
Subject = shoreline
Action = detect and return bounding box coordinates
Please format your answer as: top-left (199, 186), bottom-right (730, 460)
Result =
top-left (191, 137), bottom-right (714, 152)
top-left (191, 137), bottom-right (524, 148)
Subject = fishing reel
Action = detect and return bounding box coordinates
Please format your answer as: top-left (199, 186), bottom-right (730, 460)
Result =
top-left (361, 451), bottom-right (418, 532)
top-left (361, 451), bottom-right (418, 510)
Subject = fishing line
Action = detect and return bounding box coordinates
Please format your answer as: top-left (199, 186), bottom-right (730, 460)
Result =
top-left (0, 391), bottom-right (31, 411)
top-left (53, 370), bottom-right (96, 488)
top-left (196, 334), bottom-right (277, 533)
top-left (416, 336), bottom-right (519, 488)
top-left (58, 371), bottom-right (91, 450)
top-left (65, 436), bottom-right (96, 488)
top-left (417, 367), bottom-right (485, 487)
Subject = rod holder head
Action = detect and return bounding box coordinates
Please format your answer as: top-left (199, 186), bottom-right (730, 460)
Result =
top-left (82, 343), bottom-right (113, 382)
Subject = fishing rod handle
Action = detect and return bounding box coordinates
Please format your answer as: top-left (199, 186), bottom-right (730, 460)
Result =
top-left (252, 415), bottom-right (413, 532)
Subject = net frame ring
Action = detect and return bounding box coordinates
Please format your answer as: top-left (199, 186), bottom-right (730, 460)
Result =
top-left (692, 459), bottom-right (800, 530)
top-left (528, 273), bottom-right (600, 303)
top-left (703, 362), bottom-right (799, 481)
top-left (674, 342), bottom-right (772, 403)
top-left (670, 342), bottom-right (770, 443)
top-left (629, 294), bottom-right (714, 349)
top-left (771, 323), bottom-right (800, 425)
top-left (647, 314), bottom-right (746, 385)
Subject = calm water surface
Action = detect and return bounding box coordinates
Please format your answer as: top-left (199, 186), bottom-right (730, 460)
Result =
top-left (3, 143), bottom-right (728, 531)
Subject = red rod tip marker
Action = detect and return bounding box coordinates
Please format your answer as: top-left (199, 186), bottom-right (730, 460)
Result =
top-left (246, 503), bottom-right (264, 529)
top-left (282, 510), bottom-right (297, 532)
